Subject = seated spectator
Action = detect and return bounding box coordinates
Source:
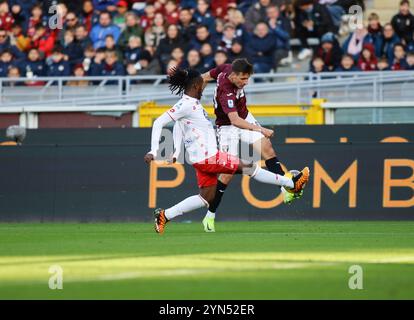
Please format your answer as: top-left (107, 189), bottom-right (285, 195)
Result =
top-left (101, 49), bottom-right (125, 78)
top-left (58, 11), bottom-right (79, 43)
top-left (126, 50), bottom-right (161, 77)
top-left (25, 4), bottom-right (46, 37)
top-left (9, 2), bottom-right (28, 27)
top-left (156, 24), bottom-right (187, 72)
top-left (214, 49), bottom-right (229, 68)
top-left (228, 38), bottom-right (249, 62)
top-left (342, 26), bottom-right (368, 61)
top-left (200, 43), bottom-right (215, 70)
top-left (29, 24), bottom-right (55, 58)
top-left (227, 9), bottom-right (250, 44)
top-left (163, 0), bottom-right (180, 25)
top-left (406, 52), bottom-right (414, 69)
top-left (140, 3), bottom-right (156, 32)
top-left (0, 49), bottom-right (17, 77)
top-left (365, 12), bottom-right (383, 58)
top-left (90, 11), bottom-right (121, 49)
top-left (9, 0), bottom-right (36, 21)
top-left (266, 4), bottom-right (291, 71)
top-left (246, 22), bottom-right (276, 74)
top-left (81, 45), bottom-right (96, 75)
top-left (178, 7), bottom-right (197, 42)
top-left (144, 12), bottom-right (166, 48)
top-left (123, 36), bottom-right (144, 65)
top-left (21, 48), bottom-right (46, 85)
top-left (113, 0), bottom-right (128, 29)
top-left (309, 56), bottom-right (328, 73)
top-left (80, 0), bottom-right (98, 33)
top-left (391, 0), bottom-right (414, 46)
top-left (46, 46), bottom-right (71, 77)
top-left (6, 66), bottom-right (23, 86)
top-left (170, 47), bottom-right (185, 68)
top-left (295, 0), bottom-right (337, 61)
top-left (0, 0), bottom-right (15, 32)
top-left (244, 0), bottom-right (273, 33)
top-left (0, 28), bottom-right (24, 60)
top-left (67, 64), bottom-right (89, 86)
top-left (189, 24), bottom-right (217, 51)
top-left (381, 23), bottom-right (401, 64)
top-left (314, 32), bottom-right (342, 71)
top-left (212, 18), bottom-right (225, 40)
top-left (117, 12), bottom-right (144, 51)
top-left (183, 49), bottom-right (206, 73)
top-left (104, 34), bottom-right (122, 61)
top-left (75, 25), bottom-right (93, 51)
top-left (335, 54), bottom-right (360, 72)
top-left (218, 23), bottom-right (237, 51)
top-left (391, 43), bottom-right (409, 70)
top-left (193, 0), bottom-right (215, 32)
top-left (89, 47), bottom-right (106, 76)
top-left (358, 43), bottom-right (378, 72)
top-left (377, 57), bottom-right (391, 71)
top-left (10, 23), bottom-right (30, 52)
top-left (62, 29), bottom-right (84, 68)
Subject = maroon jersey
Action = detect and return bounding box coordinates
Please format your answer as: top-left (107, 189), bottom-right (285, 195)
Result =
top-left (209, 64), bottom-right (249, 126)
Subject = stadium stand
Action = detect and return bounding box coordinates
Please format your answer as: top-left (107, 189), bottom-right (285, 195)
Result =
top-left (0, 0), bottom-right (413, 82)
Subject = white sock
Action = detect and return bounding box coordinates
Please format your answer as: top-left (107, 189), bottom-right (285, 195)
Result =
top-left (205, 210), bottom-right (215, 219)
top-left (165, 195), bottom-right (208, 220)
top-left (252, 167), bottom-right (294, 188)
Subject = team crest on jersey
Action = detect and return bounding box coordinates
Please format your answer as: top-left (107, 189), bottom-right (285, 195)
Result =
top-left (227, 100), bottom-right (234, 108)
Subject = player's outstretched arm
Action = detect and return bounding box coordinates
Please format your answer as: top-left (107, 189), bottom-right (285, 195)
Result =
top-left (201, 72), bottom-right (213, 90)
top-left (144, 112), bottom-right (174, 163)
top-left (227, 112), bottom-right (274, 138)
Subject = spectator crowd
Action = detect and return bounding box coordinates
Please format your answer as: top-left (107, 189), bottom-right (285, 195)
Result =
top-left (0, 0), bottom-right (413, 86)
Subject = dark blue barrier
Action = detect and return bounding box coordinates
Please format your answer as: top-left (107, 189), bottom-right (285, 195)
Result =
top-left (0, 125), bottom-right (413, 221)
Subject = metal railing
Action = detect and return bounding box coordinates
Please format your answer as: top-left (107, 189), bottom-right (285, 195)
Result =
top-left (1, 71), bottom-right (414, 108)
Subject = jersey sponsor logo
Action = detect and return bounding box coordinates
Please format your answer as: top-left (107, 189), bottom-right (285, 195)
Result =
top-left (236, 89), bottom-right (245, 99)
top-left (226, 93), bottom-right (233, 96)
top-left (227, 100), bottom-right (234, 108)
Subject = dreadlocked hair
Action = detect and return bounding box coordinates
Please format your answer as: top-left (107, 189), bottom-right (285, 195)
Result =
top-left (168, 67), bottom-right (202, 97)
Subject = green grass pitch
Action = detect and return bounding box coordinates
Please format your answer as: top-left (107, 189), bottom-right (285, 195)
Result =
top-left (0, 221), bottom-right (413, 299)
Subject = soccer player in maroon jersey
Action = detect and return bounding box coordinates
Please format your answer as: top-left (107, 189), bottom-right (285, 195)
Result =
top-left (144, 67), bottom-right (310, 234)
top-left (200, 58), bottom-right (305, 232)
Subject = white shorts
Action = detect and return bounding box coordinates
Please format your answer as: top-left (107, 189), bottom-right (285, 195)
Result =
top-left (216, 113), bottom-right (264, 156)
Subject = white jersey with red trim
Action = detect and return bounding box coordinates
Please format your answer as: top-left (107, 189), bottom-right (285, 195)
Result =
top-left (167, 94), bottom-right (218, 164)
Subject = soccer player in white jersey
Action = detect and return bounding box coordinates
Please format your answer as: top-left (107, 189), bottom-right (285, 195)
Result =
top-left (144, 67), bottom-right (310, 234)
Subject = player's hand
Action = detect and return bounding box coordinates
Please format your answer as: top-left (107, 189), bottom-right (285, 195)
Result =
top-left (261, 128), bottom-right (274, 139)
top-left (144, 153), bottom-right (154, 164)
